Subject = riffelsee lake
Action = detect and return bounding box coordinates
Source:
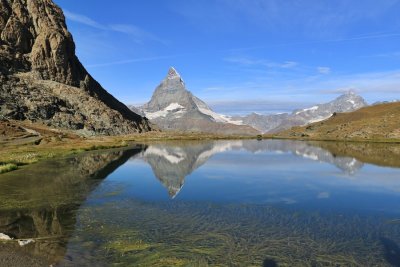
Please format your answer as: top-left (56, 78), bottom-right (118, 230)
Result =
top-left (1, 140), bottom-right (400, 266)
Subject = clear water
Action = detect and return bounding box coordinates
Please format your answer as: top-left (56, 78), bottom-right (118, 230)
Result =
top-left (1, 140), bottom-right (400, 266)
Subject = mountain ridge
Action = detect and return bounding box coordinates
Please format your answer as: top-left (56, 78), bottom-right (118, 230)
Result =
top-left (232, 91), bottom-right (368, 133)
top-left (274, 102), bottom-right (400, 141)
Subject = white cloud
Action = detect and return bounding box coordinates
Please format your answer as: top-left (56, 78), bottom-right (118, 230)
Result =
top-left (281, 61), bottom-right (298, 68)
top-left (195, 69), bottom-right (400, 109)
top-left (364, 51), bottom-right (400, 58)
top-left (318, 70), bottom-right (400, 94)
top-left (64, 10), bottom-right (165, 44)
top-left (317, 67), bottom-right (331, 74)
top-left (317, 192), bottom-right (330, 199)
top-left (173, 0), bottom-right (399, 38)
top-left (63, 10), bottom-right (106, 30)
top-left (224, 57), bottom-right (298, 69)
top-left (86, 55), bottom-right (176, 68)
top-left (109, 24), bottom-right (167, 44)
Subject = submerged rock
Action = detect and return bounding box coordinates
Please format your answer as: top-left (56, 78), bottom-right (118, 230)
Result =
top-left (18, 239), bottom-right (35, 246)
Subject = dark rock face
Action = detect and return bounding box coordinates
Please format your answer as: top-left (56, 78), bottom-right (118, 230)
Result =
top-left (0, 0), bottom-right (152, 135)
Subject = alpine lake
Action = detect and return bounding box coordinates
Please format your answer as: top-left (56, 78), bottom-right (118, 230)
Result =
top-left (1, 140), bottom-right (400, 267)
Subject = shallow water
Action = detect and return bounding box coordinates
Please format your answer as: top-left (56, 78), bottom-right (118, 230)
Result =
top-left (1, 140), bottom-right (400, 266)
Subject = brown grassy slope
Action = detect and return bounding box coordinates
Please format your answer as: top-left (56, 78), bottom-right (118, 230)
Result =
top-left (273, 102), bottom-right (400, 142)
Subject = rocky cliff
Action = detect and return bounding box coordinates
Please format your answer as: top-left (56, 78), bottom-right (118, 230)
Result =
top-left (0, 0), bottom-right (152, 135)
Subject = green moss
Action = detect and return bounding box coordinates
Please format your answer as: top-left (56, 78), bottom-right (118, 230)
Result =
top-left (106, 240), bottom-right (152, 253)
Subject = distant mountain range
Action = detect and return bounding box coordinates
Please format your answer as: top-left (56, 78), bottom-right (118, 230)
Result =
top-left (130, 67), bottom-right (368, 134)
top-left (232, 91), bottom-right (368, 133)
top-left (276, 101), bottom-right (400, 141)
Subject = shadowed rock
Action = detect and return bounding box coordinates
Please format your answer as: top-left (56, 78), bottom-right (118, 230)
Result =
top-left (0, 0), bottom-right (151, 135)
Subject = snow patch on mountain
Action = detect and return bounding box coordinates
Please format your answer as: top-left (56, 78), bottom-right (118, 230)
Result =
top-left (145, 103), bottom-right (186, 119)
top-left (197, 106), bottom-right (243, 125)
top-left (296, 106), bottom-right (319, 114)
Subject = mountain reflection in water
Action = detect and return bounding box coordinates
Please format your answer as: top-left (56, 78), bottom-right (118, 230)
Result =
top-left (0, 140), bottom-right (400, 266)
top-left (140, 140), bottom-right (364, 198)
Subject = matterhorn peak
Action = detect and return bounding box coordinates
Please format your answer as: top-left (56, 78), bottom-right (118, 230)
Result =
top-left (344, 90), bottom-right (357, 96)
top-left (167, 67), bottom-right (181, 80)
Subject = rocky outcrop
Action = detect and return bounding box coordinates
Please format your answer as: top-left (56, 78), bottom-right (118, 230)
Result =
top-left (0, 0), bottom-right (152, 135)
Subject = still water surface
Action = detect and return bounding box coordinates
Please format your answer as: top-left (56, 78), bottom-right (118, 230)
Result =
top-left (1, 140), bottom-right (400, 266)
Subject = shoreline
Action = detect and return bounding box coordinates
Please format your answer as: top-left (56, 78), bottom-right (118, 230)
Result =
top-left (2, 130), bottom-right (400, 175)
top-left (0, 131), bottom-right (260, 175)
top-left (266, 135), bottom-right (400, 144)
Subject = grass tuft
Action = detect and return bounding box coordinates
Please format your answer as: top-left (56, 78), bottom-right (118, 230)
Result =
top-left (0, 163), bottom-right (18, 174)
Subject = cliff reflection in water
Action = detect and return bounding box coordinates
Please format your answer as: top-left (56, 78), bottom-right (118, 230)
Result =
top-left (0, 147), bottom-right (144, 266)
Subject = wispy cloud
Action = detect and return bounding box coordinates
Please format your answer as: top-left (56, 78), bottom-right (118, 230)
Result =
top-left (173, 0), bottom-right (400, 38)
top-left (226, 32), bottom-right (400, 53)
top-left (63, 10), bottom-right (106, 30)
top-left (317, 67), bottom-right (331, 74)
top-left (363, 51), bottom-right (400, 58)
top-left (225, 57), bottom-right (298, 69)
top-left (64, 9), bottom-right (165, 44)
top-left (86, 55), bottom-right (176, 68)
top-left (196, 69), bottom-right (400, 109)
top-left (318, 70), bottom-right (400, 94)
top-left (109, 24), bottom-right (167, 44)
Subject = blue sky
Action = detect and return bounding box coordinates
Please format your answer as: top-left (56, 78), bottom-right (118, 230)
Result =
top-left (54, 0), bottom-right (400, 115)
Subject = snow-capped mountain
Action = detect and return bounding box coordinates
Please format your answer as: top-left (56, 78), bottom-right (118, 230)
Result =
top-left (232, 91), bottom-right (368, 133)
top-left (130, 68), bottom-right (368, 134)
top-left (132, 67), bottom-right (258, 135)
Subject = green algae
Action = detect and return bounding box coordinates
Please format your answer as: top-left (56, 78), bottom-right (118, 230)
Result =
top-left (66, 200), bottom-right (400, 266)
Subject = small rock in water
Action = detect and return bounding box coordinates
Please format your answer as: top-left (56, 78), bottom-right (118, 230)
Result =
top-left (0, 233), bottom-right (12, 240)
top-left (18, 239), bottom-right (35, 246)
